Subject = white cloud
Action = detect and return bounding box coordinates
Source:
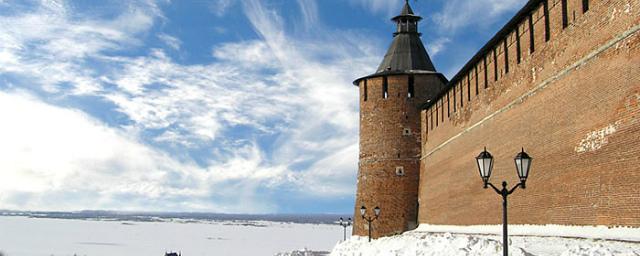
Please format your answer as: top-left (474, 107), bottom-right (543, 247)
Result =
top-left (0, 0), bottom-right (380, 212)
top-left (103, 47), bottom-right (295, 144)
top-left (298, 143), bottom-right (359, 196)
top-left (0, 91), bottom-right (278, 213)
top-left (157, 33), bottom-right (181, 50)
top-left (213, 26), bottom-right (227, 34)
top-left (209, 0), bottom-right (235, 17)
top-left (0, 0), bottom-right (159, 95)
top-left (212, 40), bottom-right (278, 68)
top-left (427, 37), bottom-right (451, 57)
top-left (348, 0), bottom-right (404, 16)
top-left (7, 90), bottom-right (343, 213)
top-left (432, 0), bottom-right (527, 33)
top-left (101, 0), bottom-right (371, 193)
top-left (296, 0), bottom-right (319, 30)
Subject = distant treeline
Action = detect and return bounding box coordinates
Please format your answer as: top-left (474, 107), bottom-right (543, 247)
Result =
top-left (0, 210), bottom-right (350, 225)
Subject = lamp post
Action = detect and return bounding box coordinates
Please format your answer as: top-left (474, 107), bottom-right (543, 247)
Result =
top-left (475, 147), bottom-right (532, 256)
top-left (338, 217), bottom-right (351, 241)
top-left (360, 206), bottom-right (380, 242)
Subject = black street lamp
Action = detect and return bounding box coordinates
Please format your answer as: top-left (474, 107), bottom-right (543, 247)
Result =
top-left (338, 217), bottom-right (351, 241)
top-left (360, 206), bottom-right (380, 242)
top-left (475, 147), bottom-right (532, 256)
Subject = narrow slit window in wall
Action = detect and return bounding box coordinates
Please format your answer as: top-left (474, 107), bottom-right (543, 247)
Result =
top-left (467, 76), bottom-right (471, 102)
top-left (484, 57), bottom-right (488, 88)
top-left (402, 128), bottom-right (411, 136)
top-left (529, 14), bottom-right (535, 53)
top-left (447, 91), bottom-right (450, 117)
top-left (383, 76), bottom-right (388, 99)
top-left (425, 113), bottom-right (429, 135)
top-left (504, 39), bottom-right (509, 74)
top-left (544, 0), bottom-right (550, 42)
top-left (395, 166), bottom-right (405, 176)
top-left (408, 76), bottom-right (415, 98)
top-left (562, 0), bottom-right (568, 28)
top-left (460, 83), bottom-right (464, 107)
top-left (493, 49), bottom-right (498, 81)
top-left (441, 100), bottom-right (444, 123)
top-left (363, 80), bottom-right (368, 101)
top-left (516, 26), bottom-right (521, 63)
top-left (435, 104), bottom-right (439, 127)
top-left (475, 67), bottom-right (479, 95)
top-left (453, 86), bottom-right (457, 112)
top-left (430, 108), bottom-right (434, 130)
top-left (582, 0), bottom-right (589, 13)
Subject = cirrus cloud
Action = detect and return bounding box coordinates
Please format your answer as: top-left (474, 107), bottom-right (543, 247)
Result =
top-left (0, 0), bottom-right (379, 213)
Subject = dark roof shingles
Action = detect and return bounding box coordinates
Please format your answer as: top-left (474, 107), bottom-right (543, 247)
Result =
top-left (376, 34), bottom-right (436, 73)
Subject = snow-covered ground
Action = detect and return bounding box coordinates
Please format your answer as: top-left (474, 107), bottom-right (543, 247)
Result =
top-left (331, 224), bottom-right (640, 256)
top-left (0, 216), bottom-right (344, 256)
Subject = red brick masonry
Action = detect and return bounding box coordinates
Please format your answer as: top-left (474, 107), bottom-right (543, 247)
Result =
top-left (354, 74), bottom-right (445, 238)
top-left (420, 0), bottom-right (640, 226)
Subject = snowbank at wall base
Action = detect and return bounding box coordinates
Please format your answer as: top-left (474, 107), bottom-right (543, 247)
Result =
top-left (330, 224), bottom-right (640, 256)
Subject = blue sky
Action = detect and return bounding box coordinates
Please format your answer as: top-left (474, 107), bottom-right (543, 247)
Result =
top-left (0, 0), bottom-right (526, 214)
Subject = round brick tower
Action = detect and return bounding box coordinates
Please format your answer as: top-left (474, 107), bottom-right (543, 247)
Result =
top-left (352, 0), bottom-right (447, 238)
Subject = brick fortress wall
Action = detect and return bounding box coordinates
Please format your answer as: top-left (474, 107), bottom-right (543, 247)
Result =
top-left (354, 74), bottom-right (445, 238)
top-left (419, 0), bottom-right (640, 226)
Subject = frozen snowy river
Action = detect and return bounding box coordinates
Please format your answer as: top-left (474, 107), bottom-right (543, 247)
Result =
top-left (0, 216), bottom-right (344, 256)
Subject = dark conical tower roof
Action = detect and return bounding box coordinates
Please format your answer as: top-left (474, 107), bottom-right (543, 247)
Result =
top-left (353, 0), bottom-right (443, 85)
top-left (375, 32), bottom-right (436, 73)
top-left (377, 0), bottom-right (435, 73)
top-left (396, 0), bottom-right (415, 17)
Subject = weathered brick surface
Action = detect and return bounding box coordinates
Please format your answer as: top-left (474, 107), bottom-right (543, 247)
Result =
top-left (354, 74), bottom-right (445, 238)
top-left (420, 0), bottom-right (640, 226)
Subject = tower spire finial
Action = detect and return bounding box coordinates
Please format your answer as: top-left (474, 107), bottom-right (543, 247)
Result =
top-left (392, 0), bottom-right (421, 36)
top-left (397, 0), bottom-right (415, 17)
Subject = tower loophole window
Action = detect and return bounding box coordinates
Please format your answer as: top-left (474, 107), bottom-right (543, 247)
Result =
top-left (395, 167), bottom-right (405, 176)
top-left (582, 0), bottom-right (589, 13)
top-left (363, 80), bottom-right (368, 101)
top-left (544, 0), bottom-right (550, 42)
top-left (561, 0), bottom-right (569, 28)
top-left (403, 128), bottom-right (411, 136)
top-left (408, 76), bottom-right (415, 98)
top-left (382, 76), bottom-right (389, 99)
top-left (383, 76), bottom-right (389, 99)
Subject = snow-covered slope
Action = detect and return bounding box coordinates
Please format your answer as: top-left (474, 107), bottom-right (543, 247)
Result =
top-left (331, 225), bottom-right (640, 256)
